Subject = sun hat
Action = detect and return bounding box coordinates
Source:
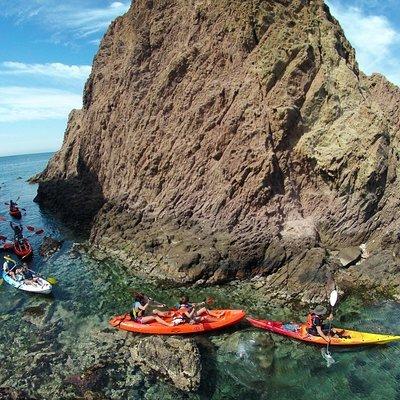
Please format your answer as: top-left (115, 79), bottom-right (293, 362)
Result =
top-left (311, 305), bottom-right (327, 315)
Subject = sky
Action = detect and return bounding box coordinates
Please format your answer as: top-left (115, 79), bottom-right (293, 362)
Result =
top-left (0, 0), bottom-right (399, 157)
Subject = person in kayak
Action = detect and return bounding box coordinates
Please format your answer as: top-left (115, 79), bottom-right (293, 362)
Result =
top-left (10, 222), bottom-right (23, 243)
top-left (131, 292), bottom-right (173, 327)
top-left (21, 263), bottom-right (40, 285)
top-left (3, 256), bottom-right (17, 279)
top-left (9, 199), bottom-right (18, 212)
top-left (154, 295), bottom-right (221, 324)
top-left (306, 305), bottom-right (347, 341)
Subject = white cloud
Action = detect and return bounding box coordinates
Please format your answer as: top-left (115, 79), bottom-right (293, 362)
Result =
top-left (0, 1), bottom-right (130, 41)
top-left (327, 1), bottom-right (400, 85)
top-left (0, 62), bottom-right (91, 80)
top-left (0, 87), bottom-right (82, 122)
top-left (110, 2), bottom-right (124, 8)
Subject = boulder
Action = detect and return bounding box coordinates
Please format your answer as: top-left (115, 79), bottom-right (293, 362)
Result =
top-left (130, 336), bottom-right (201, 392)
top-left (39, 236), bottom-right (63, 258)
top-left (337, 246), bottom-right (362, 267)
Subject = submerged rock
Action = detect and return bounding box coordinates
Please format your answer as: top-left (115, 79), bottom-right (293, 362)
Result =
top-left (0, 387), bottom-right (36, 400)
top-left (64, 364), bottom-right (108, 395)
top-left (130, 336), bottom-right (201, 392)
top-left (39, 236), bottom-right (63, 258)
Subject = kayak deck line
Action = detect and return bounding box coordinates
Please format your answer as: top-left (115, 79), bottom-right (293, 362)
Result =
top-left (247, 317), bottom-right (400, 346)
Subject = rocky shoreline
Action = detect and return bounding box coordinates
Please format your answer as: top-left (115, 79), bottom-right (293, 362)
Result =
top-left (1, 241), bottom-right (399, 399)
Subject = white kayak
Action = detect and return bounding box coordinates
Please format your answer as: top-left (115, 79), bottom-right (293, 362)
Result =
top-left (2, 271), bottom-right (52, 294)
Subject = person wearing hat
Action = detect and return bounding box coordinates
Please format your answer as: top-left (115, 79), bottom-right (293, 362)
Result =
top-left (305, 305), bottom-right (335, 341)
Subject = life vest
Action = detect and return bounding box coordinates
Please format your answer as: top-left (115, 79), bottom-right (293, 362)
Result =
top-left (306, 313), bottom-right (315, 329)
top-left (131, 301), bottom-right (144, 319)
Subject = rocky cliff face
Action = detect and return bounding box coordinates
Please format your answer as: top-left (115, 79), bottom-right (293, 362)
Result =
top-left (35, 0), bottom-right (400, 300)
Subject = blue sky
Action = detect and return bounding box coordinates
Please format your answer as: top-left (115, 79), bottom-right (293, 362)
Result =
top-left (0, 0), bottom-right (399, 157)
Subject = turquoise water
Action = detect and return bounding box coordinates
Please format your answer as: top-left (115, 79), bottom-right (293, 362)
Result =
top-left (0, 153), bottom-right (400, 399)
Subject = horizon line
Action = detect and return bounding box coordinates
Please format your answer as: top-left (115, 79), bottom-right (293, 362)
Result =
top-left (0, 150), bottom-right (57, 159)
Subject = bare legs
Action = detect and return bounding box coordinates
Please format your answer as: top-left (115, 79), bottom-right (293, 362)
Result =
top-left (140, 315), bottom-right (174, 327)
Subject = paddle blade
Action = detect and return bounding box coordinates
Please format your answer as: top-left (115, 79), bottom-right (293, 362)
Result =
top-left (0, 235), bottom-right (6, 242)
top-left (321, 348), bottom-right (335, 367)
top-left (0, 215), bottom-right (6, 221)
top-left (329, 290), bottom-right (338, 307)
top-left (26, 226), bottom-right (35, 232)
top-left (35, 229), bottom-right (44, 235)
top-left (47, 277), bottom-right (57, 285)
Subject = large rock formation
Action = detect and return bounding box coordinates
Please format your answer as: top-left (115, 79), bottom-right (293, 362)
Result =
top-left (34, 0), bottom-right (400, 296)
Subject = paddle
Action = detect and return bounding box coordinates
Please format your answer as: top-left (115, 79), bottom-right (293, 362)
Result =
top-left (26, 226), bottom-right (44, 234)
top-left (321, 289), bottom-right (338, 367)
top-left (147, 297), bottom-right (167, 308)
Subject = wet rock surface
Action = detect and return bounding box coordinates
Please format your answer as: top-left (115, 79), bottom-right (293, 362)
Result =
top-left (130, 336), bottom-right (201, 392)
top-left (39, 236), bottom-right (63, 258)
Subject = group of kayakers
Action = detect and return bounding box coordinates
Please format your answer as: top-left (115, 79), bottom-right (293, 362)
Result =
top-left (2, 256), bottom-right (40, 286)
top-left (130, 292), bottom-right (222, 327)
top-left (128, 291), bottom-right (344, 340)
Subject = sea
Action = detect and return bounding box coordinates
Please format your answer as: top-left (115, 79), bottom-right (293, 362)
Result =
top-left (0, 152), bottom-right (399, 399)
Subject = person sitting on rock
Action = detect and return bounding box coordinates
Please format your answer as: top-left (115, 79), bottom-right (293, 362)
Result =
top-left (131, 292), bottom-right (173, 327)
top-left (306, 305), bottom-right (348, 340)
top-left (3, 256), bottom-right (17, 279)
top-left (10, 222), bottom-right (23, 243)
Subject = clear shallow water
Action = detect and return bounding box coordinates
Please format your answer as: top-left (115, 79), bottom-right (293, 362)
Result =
top-left (0, 153), bottom-right (400, 399)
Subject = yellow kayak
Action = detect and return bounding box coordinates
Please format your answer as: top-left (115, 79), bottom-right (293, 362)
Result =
top-left (247, 318), bottom-right (400, 346)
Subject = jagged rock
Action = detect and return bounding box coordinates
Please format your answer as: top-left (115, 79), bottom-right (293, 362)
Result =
top-left (130, 336), bottom-right (201, 392)
top-left (337, 249), bottom-right (400, 299)
top-left (39, 236), bottom-right (63, 258)
top-left (337, 246), bottom-right (362, 267)
top-left (33, 0), bottom-right (400, 297)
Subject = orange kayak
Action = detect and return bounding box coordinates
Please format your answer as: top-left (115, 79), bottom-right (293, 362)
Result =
top-left (110, 310), bottom-right (245, 335)
top-left (247, 317), bottom-right (400, 346)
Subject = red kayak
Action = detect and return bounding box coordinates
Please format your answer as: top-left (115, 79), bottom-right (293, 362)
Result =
top-left (13, 239), bottom-right (33, 259)
top-left (9, 208), bottom-right (22, 219)
top-left (110, 310), bottom-right (245, 335)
